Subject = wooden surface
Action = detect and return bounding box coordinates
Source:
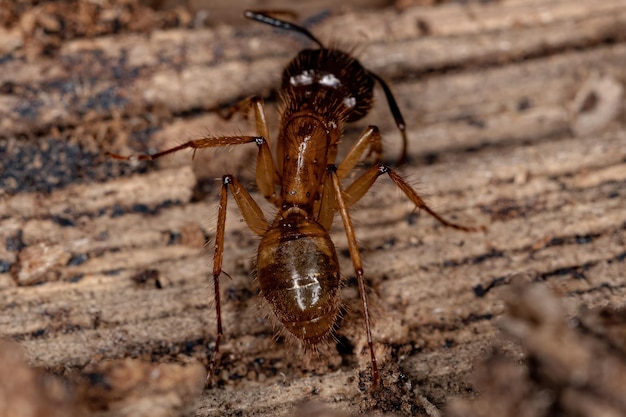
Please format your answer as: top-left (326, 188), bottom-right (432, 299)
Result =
top-left (0, 0), bottom-right (625, 416)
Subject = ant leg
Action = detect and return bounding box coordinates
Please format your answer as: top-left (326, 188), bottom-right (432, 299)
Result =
top-left (345, 163), bottom-right (486, 232)
top-left (207, 174), bottom-right (269, 386)
top-left (249, 97), bottom-right (271, 146)
top-left (225, 174), bottom-right (269, 236)
top-left (327, 164), bottom-right (380, 388)
top-left (368, 71), bottom-right (408, 166)
top-left (216, 95), bottom-right (281, 199)
top-left (107, 131), bottom-right (279, 205)
top-left (107, 135), bottom-right (259, 161)
top-left (316, 173), bottom-right (336, 231)
top-left (316, 125), bottom-right (385, 229)
top-left (316, 126), bottom-right (382, 229)
top-left (207, 177), bottom-right (228, 386)
top-left (336, 125), bottom-right (383, 180)
top-left (246, 97), bottom-right (282, 191)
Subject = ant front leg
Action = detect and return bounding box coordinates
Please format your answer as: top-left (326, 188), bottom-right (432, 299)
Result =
top-left (315, 126), bottom-right (383, 229)
top-left (107, 132), bottom-right (279, 205)
top-left (215, 95), bottom-right (282, 201)
top-left (327, 165), bottom-right (381, 388)
top-left (223, 96), bottom-right (282, 194)
top-left (207, 174), bottom-right (269, 386)
top-left (336, 125), bottom-right (383, 180)
top-left (107, 135), bottom-right (259, 162)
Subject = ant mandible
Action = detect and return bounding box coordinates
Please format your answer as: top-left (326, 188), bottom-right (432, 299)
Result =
top-left (108, 10), bottom-right (483, 388)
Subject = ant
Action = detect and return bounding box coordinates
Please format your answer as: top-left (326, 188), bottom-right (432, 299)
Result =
top-left (108, 10), bottom-right (483, 388)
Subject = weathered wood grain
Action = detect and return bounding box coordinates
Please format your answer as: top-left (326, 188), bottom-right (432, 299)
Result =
top-left (0, 0), bottom-right (625, 416)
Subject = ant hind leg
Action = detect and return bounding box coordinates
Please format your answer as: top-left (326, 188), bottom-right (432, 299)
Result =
top-left (327, 164), bottom-right (381, 388)
top-left (207, 174), bottom-right (269, 386)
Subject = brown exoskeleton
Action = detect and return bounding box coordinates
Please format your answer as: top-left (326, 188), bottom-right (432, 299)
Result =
top-left (109, 10), bottom-right (483, 388)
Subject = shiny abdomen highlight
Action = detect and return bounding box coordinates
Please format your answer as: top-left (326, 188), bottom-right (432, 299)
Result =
top-left (257, 212), bottom-right (340, 343)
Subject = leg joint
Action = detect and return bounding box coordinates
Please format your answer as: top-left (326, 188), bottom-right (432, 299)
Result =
top-left (222, 174), bottom-right (234, 185)
top-left (377, 163), bottom-right (391, 175)
top-left (367, 125), bottom-right (380, 134)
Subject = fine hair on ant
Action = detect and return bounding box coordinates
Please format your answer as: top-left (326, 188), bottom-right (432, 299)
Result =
top-left (108, 10), bottom-right (483, 388)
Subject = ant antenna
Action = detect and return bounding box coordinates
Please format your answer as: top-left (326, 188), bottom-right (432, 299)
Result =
top-left (368, 71), bottom-right (408, 165)
top-left (245, 10), bottom-right (409, 165)
top-left (244, 10), bottom-right (325, 49)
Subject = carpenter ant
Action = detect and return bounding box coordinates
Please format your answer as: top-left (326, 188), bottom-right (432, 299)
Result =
top-left (108, 10), bottom-right (483, 388)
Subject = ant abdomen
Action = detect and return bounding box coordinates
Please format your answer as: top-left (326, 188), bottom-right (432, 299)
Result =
top-left (257, 211), bottom-right (340, 343)
top-left (282, 48), bottom-right (374, 123)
